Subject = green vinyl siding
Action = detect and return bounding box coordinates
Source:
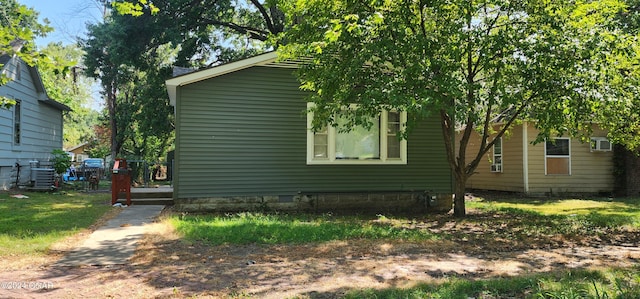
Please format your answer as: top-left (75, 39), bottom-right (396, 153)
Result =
top-left (175, 66), bottom-right (452, 198)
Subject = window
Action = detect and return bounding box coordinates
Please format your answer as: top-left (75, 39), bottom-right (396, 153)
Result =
top-left (590, 137), bottom-right (611, 152)
top-left (491, 137), bottom-right (502, 172)
top-left (545, 138), bottom-right (570, 175)
top-left (307, 104), bottom-right (407, 164)
top-left (13, 100), bottom-right (21, 145)
top-left (335, 115), bottom-right (380, 159)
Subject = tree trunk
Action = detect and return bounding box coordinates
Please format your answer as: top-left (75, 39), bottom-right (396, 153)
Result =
top-left (453, 173), bottom-right (467, 217)
top-left (439, 109), bottom-right (469, 217)
top-left (107, 81), bottom-right (118, 160)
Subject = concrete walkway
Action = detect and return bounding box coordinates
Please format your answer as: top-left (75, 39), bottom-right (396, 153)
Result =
top-left (55, 205), bottom-right (165, 266)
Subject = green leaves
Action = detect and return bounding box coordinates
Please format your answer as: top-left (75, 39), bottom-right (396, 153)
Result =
top-left (0, 0), bottom-right (52, 99)
top-left (279, 0), bottom-right (639, 216)
top-left (282, 0), bottom-right (636, 134)
top-left (112, 0), bottom-right (160, 16)
top-left (50, 149), bottom-right (72, 175)
top-left (36, 43), bottom-right (100, 148)
top-left (0, 96), bottom-right (16, 109)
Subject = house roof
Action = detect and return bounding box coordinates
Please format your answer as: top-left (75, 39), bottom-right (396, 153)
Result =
top-left (166, 51), bottom-right (302, 106)
top-left (0, 55), bottom-right (11, 66)
top-left (67, 142), bottom-right (88, 151)
top-left (0, 54), bottom-right (71, 112)
top-left (66, 142), bottom-right (89, 152)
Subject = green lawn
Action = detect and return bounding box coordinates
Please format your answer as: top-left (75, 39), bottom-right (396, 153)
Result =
top-left (9, 190), bottom-right (637, 297)
top-left (469, 196), bottom-right (640, 217)
top-left (468, 196), bottom-right (640, 230)
top-left (170, 212), bottom-right (440, 245)
top-left (0, 191), bottom-right (113, 256)
top-left (171, 196), bottom-right (640, 246)
top-left (170, 195), bottom-right (640, 298)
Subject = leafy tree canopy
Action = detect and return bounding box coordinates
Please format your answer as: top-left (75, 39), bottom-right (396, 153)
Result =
top-left (83, 0), bottom-right (286, 161)
top-left (0, 0), bottom-right (52, 106)
top-left (0, 0), bottom-right (51, 64)
top-left (36, 43), bottom-right (101, 149)
top-left (278, 0), bottom-right (639, 216)
top-left (109, 0), bottom-right (283, 66)
top-left (82, 5), bottom-right (178, 161)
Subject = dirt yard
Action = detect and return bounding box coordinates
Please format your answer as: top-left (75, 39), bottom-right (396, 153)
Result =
top-left (1, 207), bottom-right (639, 298)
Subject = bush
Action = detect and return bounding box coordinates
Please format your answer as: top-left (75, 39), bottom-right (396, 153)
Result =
top-left (51, 149), bottom-right (72, 175)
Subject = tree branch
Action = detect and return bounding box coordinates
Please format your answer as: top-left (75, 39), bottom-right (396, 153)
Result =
top-left (201, 18), bottom-right (270, 41)
top-left (249, 0), bottom-right (276, 34)
top-left (467, 50), bottom-right (503, 175)
top-left (469, 92), bottom-right (533, 175)
top-left (419, 0), bottom-right (427, 39)
top-left (471, 9), bottom-right (502, 77)
top-left (440, 108), bottom-right (461, 178)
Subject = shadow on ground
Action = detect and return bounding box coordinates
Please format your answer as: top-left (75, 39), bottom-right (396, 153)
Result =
top-left (3, 208), bottom-right (640, 298)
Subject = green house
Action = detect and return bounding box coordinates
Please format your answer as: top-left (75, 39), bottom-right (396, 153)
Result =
top-left (165, 52), bottom-right (453, 212)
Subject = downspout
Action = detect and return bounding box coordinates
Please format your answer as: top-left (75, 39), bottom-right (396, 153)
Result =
top-left (522, 122), bottom-right (529, 194)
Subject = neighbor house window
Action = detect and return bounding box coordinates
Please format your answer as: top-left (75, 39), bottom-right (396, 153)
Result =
top-left (590, 137), bottom-right (611, 152)
top-left (545, 138), bottom-right (570, 175)
top-left (307, 103), bottom-right (407, 165)
top-left (491, 137), bottom-right (502, 173)
top-left (13, 100), bottom-right (21, 145)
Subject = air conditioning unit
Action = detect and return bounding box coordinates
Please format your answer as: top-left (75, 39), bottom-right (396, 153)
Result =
top-left (590, 138), bottom-right (611, 152)
top-left (491, 164), bottom-right (502, 172)
top-left (30, 168), bottom-right (55, 190)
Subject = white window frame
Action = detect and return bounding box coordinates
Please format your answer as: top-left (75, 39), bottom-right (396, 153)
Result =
top-left (544, 137), bottom-right (571, 175)
top-left (306, 103), bottom-right (407, 165)
top-left (491, 137), bottom-right (503, 173)
top-left (13, 100), bottom-right (21, 145)
top-left (590, 137), bottom-right (611, 152)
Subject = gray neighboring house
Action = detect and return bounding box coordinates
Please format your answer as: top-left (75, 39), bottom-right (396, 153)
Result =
top-left (166, 52), bottom-right (453, 212)
top-left (0, 54), bottom-right (71, 189)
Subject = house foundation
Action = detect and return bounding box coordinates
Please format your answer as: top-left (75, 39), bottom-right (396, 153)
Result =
top-left (175, 192), bottom-right (453, 214)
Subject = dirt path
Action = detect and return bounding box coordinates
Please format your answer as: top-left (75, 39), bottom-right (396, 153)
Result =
top-left (1, 237), bottom-right (638, 298)
top-left (1, 209), bottom-right (639, 298)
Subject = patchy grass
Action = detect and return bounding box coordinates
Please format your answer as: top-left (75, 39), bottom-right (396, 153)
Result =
top-left (0, 191), bottom-right (113, 256)
top-left (344, 267), bottom-right (640, 299)
top-left (467, 196), bottom-right (640, 230)
top-left (161, 196), bottom-right (640, 298)
top-left (170, 212), bottom-right (440, 245)
top-left (170, 197), bottom-right (640, 248)
top-left (469, 196), bottom-right (640, 216)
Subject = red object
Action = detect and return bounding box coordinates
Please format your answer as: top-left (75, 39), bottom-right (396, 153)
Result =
top-left (111, 158), bottom-right (131, 205)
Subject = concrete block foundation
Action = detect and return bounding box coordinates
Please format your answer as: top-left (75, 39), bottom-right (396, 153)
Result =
top-left (175, 192), bottom-right (453, 214)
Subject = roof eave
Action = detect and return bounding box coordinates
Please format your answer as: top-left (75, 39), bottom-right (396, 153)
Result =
top-left (166, 51), bottom-right (279, 106)
top-left (41, 98), bottom-right (72, 111)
